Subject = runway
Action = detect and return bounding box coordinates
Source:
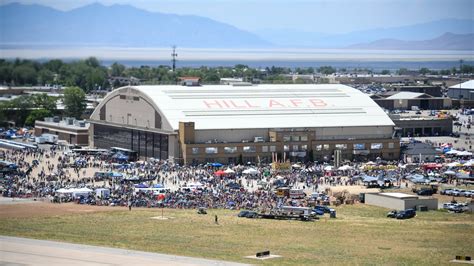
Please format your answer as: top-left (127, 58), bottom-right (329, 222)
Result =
top-left (0, 236), bottom-right (250, 266)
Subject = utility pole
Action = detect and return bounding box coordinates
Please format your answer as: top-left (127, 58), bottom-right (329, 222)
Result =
top-left (171, 45), bottom-right (178, 72)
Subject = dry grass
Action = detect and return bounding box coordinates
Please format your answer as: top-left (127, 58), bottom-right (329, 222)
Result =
top-left (0, 203), bottom-right (472, 265)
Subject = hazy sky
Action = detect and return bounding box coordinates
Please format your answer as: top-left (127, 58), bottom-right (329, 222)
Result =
top-left (3, 0), bottom-right (473, 33)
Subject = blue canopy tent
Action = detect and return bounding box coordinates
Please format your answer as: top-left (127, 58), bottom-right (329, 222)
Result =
top-left (362, 175), bottom-right (379, 182)
top-left (153, 184), bottom-right (164, 188)
top-left (108, 172), bottom-right (124, 181)
top-left (134, 183), bottom-right (148, 188)
top-left (210, 162), bottom-right (223, 167)
top-left (112, 152), bottom-right (129, 162)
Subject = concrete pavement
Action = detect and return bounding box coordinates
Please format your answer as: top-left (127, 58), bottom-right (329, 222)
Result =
top-left (0, 236), bottom-right (250, 266)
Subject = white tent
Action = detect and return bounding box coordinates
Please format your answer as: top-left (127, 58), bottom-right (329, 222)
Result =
top-left (457, 151), bottom-right (473, 156)
top-left (72, 188), bottom-right (93, 198)
top-left (188, 182), bottom-right (203, 188)
top-left (292, 164), bottom-right (301, 168)
top-left (446, 150), bottom-right (460, 155)
top-left (443, 170), bottom-right (457, 175)
top-left (56, 188), bottom-right (74, 194)
top-left (224, 168), bottom-right (235, 174)
top-left (446, 162), bottom-right (462, 167)
top-left (323, 165), bottom-right (333, 171)
top-left (463, 160), bottom-right (474, 167)
top-left (242, 168), bottom-right (259, 175)
top-left (338, 165), bottom-right (353, 171)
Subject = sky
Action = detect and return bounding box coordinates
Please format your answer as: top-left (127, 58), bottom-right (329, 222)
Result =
top-left (2, 0), bottom-right (473, 34)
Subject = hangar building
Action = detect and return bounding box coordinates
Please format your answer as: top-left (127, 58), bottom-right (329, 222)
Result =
top-left (89, 84), bottom-right (400, 164)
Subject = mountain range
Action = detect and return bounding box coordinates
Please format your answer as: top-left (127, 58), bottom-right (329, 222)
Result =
top-left (0, 3), bottom-right (473, 50)
top-left (0, 3), bottom-right (269, 47)
top-left (348, 32), bottom-right (474, 50)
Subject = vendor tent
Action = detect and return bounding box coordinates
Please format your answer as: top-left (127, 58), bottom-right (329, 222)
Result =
top-left (242, 168), bottom-right (259, 175)
top-left (224, 168), bottom-right (235, 174)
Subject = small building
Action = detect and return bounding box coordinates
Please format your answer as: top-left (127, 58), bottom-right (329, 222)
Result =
top-left (34, 117), bottom-right (90, 146)
top-left (179, 77), bottom-right (201, 86)
top-left (371, 92), bottom-right (451, 110)
top-left (401, 142), bottom-right (442, 163)
top-left (448, 80), bottom-right (474, 100)
top-left (365, 192), bottom-right (438, 210)
top-left (109, 76), bottom-right (141, 87)
top-left (391, 115), bottom-right (453, 137)
top-left (390, 85), bottom-right (442, 97)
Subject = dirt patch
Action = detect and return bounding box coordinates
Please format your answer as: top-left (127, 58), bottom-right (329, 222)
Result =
top-left (0, 201), bottom-right (123, 219)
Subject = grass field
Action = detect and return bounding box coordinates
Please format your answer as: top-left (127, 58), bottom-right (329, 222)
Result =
top-left (0, 203), bottom-right (473, 265)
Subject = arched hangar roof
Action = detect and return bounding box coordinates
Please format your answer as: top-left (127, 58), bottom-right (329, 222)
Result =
top-left (95, 84), bottom-right (394, 131)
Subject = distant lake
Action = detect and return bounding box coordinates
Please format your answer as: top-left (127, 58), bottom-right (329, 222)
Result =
top-left (1, 45), bottom-right (473, 70)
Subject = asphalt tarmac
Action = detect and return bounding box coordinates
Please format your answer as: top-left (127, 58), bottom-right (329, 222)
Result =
top-left (0, 236), bottom-right (250, 266)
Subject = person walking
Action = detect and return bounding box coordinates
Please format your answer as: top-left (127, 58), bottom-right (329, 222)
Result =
top-left (214, 215), bottom-right (218, 225)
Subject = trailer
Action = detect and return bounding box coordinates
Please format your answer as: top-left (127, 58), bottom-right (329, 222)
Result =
top-left (41, 134), bottom-right (58, 144)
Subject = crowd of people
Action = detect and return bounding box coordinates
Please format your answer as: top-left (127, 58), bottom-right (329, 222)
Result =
top-left (0, 139), bottom-right (472, 211)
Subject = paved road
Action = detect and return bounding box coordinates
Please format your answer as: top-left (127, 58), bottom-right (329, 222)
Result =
top-left (0, 236), bottom-right (250, 266)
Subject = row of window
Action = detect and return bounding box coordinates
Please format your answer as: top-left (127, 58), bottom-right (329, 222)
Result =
top-left (119, 95), bottom-right (140, 101)
top-left (191, 142), bottom-right (395, 155)
top-left (192, 145), bottom-right (278, 155)
top-left (282, 135), bottom-right (309, 142)
top-left (315, 143), bottom-right (394, 151)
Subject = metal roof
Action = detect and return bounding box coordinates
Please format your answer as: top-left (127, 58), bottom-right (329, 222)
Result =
top-left (385, 92), bottom-right (425, 100)
top-left (449, 80), bottom-right (474, 90)
top-left (379, 192), bottom-right (418, 199)
top-left (119, 84), bottom-right (395, 131)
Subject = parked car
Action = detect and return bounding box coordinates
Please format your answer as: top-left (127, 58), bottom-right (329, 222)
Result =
top-left (447, 204), bottom-right (468, 213)
top-left (452, 189), bottom-right (463, 197)
top-left (440, 189), bottom-right (452, 195)
top-left (314, 205), bottom-right (333, 213)
top-left (395, 209), bottom-right (416, 219)
top-left (443, 203), bottom-right (455, 209)
top-left (312, 209), bottom-right (325, 216)
top-left (238, 210), bottom-right (250, 217)
top-left (387, 210), bottom-right (399, 218)
top-left (417, 188), bottom-right (434, 196)
top-left (245, 211), bottom-right (259, 218)
top-left (464, 190), bottom-right (474, 198)
top-left (458, 189), bottom-right (468, 197)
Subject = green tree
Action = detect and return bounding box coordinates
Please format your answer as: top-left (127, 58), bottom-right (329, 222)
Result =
top-left (31, 93), bottom-right (57, 113)
top-left (397, 68), bottom-right (409, 75)
top-left (110, 62), bottom-right (126, 76)
top-left (7, 95), bottom-right (34, 125)
top-left (419, 68), bottom-right (430, 75)
top-left (318, 66), bottom-right (336, 75)
top-left (381, 70), bottom-right (390, 75)
top-left (63, 87), bottom-right (86, 119)
top-left (25, 109), bottom-right (51, 126)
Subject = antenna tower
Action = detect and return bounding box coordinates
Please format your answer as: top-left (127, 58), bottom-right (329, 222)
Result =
top-left (171, 45), bottom-right (178, 72)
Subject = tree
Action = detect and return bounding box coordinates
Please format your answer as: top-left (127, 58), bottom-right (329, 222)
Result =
top-left (31, 93), bottom-right (57, 113)
top-left (111, 62), bottom-right (126, 76)
top-left (419, 68), bottom-right (430, 75)
top-left (397, 68), bottom-right (409, 75)
top-left (381, 70), bottom-right (390, 75)
top-left (63, 87), bottom-right (86, 119)
top-left (25, 109), bottom-right (51, 126)
top-left (318, 66), bottom-right (336, 75)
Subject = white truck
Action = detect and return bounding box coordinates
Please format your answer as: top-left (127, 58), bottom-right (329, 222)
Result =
top-left (38, 134), bottom-right (58, 144)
